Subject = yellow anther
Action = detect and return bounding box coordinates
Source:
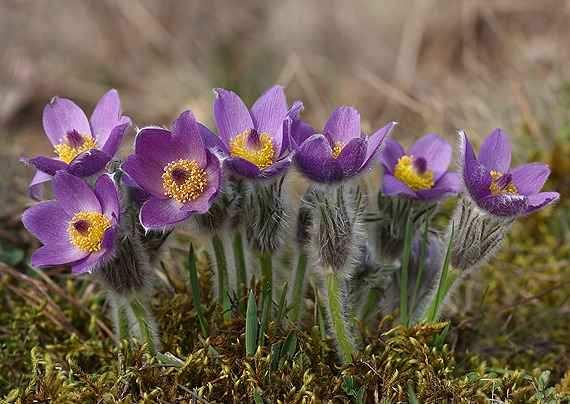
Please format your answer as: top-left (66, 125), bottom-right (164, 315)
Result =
top-left (162, 159), bottom-right (208, 203)
top-left (54, 134), bottom-right (97, 164)
top-left (229, 129), bottom-right (274, 169)
top-left (489, 170), bottom-right (518, 195)
top-left (331, 142), bottom-right (343, 159)
top-left (68, 211), bottom-right (111, 253)
top-left (393, 155), bottom-right (434, 191)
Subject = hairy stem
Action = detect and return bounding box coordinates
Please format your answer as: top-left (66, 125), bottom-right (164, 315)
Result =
top-left (212, 234), bottom-right (231, 320)
top-left (290, 252), bottom-right (308, 323)
top-left (130, 298), bottom-right (157, 356)
top-left (326, 270), bottom-right (354, 364)
top-left (232, 231), bottom-right (248, 313)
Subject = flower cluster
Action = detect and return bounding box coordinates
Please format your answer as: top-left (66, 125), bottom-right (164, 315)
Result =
top-left (21, 85), bottom-right (559, 362)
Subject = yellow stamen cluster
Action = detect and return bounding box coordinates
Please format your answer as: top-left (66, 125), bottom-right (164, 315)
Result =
top-left (393, 155), bottom-right (434, 191)
top-left (489, 170), bottom-right (518, 195)
top-left (162, 159), bottom-right (208, 203)
top-left (54, 135), bottom-right (97, 164)
top-left (229, 129), bottom-right (275, 169)
top-left (68, 211), bottom-right (111, 253)
top-left (331, 142), bottom-right (343, 159)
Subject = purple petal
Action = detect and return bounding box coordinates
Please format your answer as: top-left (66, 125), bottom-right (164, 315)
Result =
top-left (336, 137), bottom-right (367, 177)
top-left (134, 127), bottom-right (196, 168)
top-left (524, 192), bottom-right (560, 215)
top-left (94, 174), bottom-right (120, 221)
top-left (140, 197), bottom-right (191, 230)
top-left (122, 154), bottom-right (164, 197)
top-left (171, 110), bottom-right (206, 167)
top-left (290, 120), bottom-right (317, 150)
top-left (479, 128), bottom-right (512, 173)
top-left (294, 134), bottom-right (343, 182)
top-left (101, 122), bottom-right (130, 157)
top-left (53, 171), bottom-right (101, 215)
top-left (382, 174), bottom-right (417, 198)
top-left (416, 172), bottom-right (462, 201)
top-left (225, 157), bottom-right (262, 178)
top-left (510, 163), bottom-right (551, 196)
top-left (478, 194), bottom-right (528, 217)
top-left (364, 121), bottom-right (396, 168)
top-left (250, 85), bottom-right (287, 155)
top-left (460, 131), bottom-right (492, 200)
top-left (43, 97), bottom-right (91, 146)
top-left (31, 242), bottom-right (88, 268)
top-left (213, 88), bottom-right (254, 145)
top-left (199, 123), bottom-right (228, 155)
top-left (260, 157), bottom-right (292, 178)
top-left (408, 133), bottom-right (452, 180)
top-left (71, 228), bottom-right (116, 274)
top-left (27, 156), bottom-right (68, 176)
top-left (323, 106), bottom-right (361, 144)
top-left (90, 89), bottom-right (130, 146)
top-left (67, 149), bottom-right (110, 177)
top-left (379, 138), bottom-right (405, 173)
top-left (22, 201), bottom-right (70, 244)
top-left (28, 170), bottom-right (52, 200)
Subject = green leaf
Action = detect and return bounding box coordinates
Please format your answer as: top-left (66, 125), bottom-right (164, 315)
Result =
top-left (245, 290), bottom-right (258, 356)
top-left (187, 243), bottom-right (209, 337)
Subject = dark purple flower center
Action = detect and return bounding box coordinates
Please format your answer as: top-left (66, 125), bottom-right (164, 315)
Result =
top-left (496, 173), bottom-right (512, 191)
top-left (246, 129), bottom-right (262, 149)
top-left (171, 167), bottom-right (189, 185)
top-left (73, 219), bottom-right (90, 234)
top-left (413, 157), bottom-right (428, 174)
top-left (66, 129), bottom-right (85, 147)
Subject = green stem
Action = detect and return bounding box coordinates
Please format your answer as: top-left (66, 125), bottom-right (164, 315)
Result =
top-left (326, 271), bottom-right (354, 364)
top-left (258, 252), bottom-right (272, 345)
top-left (409, 220), bottom-right (429, 322)
top-left (130, 298), bottom-right (156, 356)
top-left (117, 303), bottom-right (130, 341)
top-left (360, 287), bottom-right (381, 323)
top-left (187, 243), bottom-right (209, 337)
top-left (212, 235), bottom-right (231, 320)
top-left (399, 215), bottom-right (413, 326)
top-left (232, 231), bottom-right (248, 313)
top-left (290, 252), bottom-right (308, 323)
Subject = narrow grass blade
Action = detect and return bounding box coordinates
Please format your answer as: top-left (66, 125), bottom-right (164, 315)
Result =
top-left (290, 252), bottom-right (308, 323)
top-left (187, 243), bottom-right (209, 337)
top-left (212, 235), bottom-right (231, 321)
top-left (426, 222), bottom-right (455, 323)
top-left (276, 281), bottom-right (288, 325)
top-left (232, 231), bottom-right (248, 313)
top-left (399, 213), bottom-right (413, 326)
top-left (245, 290), bottom-right (258, 356)
top-left (410, 219), bottom-right (429, 322)
top-left (326, 271), bottom-right (354, 364)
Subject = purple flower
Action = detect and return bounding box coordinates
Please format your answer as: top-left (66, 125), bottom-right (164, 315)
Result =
top-left (460, 129), bottom-right (559, 217)
top-left (293, 106), bottom-right (396, 183)
top-left (22, 172), bottom-right (120, 274)
top-left (25, 89), bottom-right (131, 199)
top-left (213, 85), bottom-right (300, 179)
top-left (380, 133), bottom-right (461, 201)
top-left (122, 110), bottom-right (222, 230)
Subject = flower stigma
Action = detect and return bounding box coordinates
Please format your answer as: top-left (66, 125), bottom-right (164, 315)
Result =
top-left (162, 159), bottom-right (208, 203)
top-left (68, 211), bottom-right (112, 252)
top-left (394, 155), bottom-right (434, 190)
top-left (229, 129), bottom-right (274, 169)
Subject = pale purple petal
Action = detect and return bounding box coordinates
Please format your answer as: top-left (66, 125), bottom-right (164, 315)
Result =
top-left (43, 97), bottom-right (92, 146)
top-left (260, 157), bottom-right (291, 178)
top-left (53, 171), bottom-right (101, 215)
top-left (134, 127), bottom-right (190, 168)
top-left (27, 156), bottom-right (68, 176)
top-left (382, 174), bottom-right (417, 198)
top-left (122, 155), bottom-right (164, 197)
top-left (416, 172), bottom-right (462, 200)
top-left (94, 175), bottom-right (120, 221)
top-left (460, 131), bottom-right (492, 200)
top-left (171, 110), bottom-right (206, 167)
top-left (28, 170), bottom-right (52, 200)
top-left (100, 122), bottom-right (130, 157)
top-left (90, 89), bottom-right (130, 146)
top-left (67, 149), bottom-right (110, 177)
top-left (199, 123), bottom-right (228, 155)
top-left (408, 133), bottom-right (452, 180)
top-left (479, 128), bottom-right (512, 172)
top-left (336, 137), bottom-right (367, 177)
top-left (213, 88), bottom-right (254, 145)
top-left (380, 138), bottom-right (405, 173)
top-left (290, 120), bottom-right (316, 150)
top-left (250, 85), bottom-right (287, 155)
top-left (22, 201), bottom-right (70, 244)
top-left (140, 197), bottom-right (191, 229)
top-left (31, 242), bottom-right (88, 268)
top-left (510, 163), bottom-right (551, 196)
top-left (323, 106), bottom-right (361, 144)
top-left (363, 121), bottom-right (396, 167)
top-left (524, 192), bottom-right (560, 215)
top-left (225, 157), bottom-right (262, 178)
top-left (478, 194), bottom-right (527, 217)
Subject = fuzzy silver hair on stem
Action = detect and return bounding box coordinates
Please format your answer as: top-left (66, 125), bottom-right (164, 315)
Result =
top-left (450, 196), bottom-right (513, 273)
top-left (371, 194), bottom-right (437, 263)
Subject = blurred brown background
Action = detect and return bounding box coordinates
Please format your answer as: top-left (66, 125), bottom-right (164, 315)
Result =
top-left (1, 0), bottom-right (569, 214)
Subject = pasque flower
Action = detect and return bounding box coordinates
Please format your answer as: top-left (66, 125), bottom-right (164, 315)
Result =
top-left (213, 85), bottom-right (300, 179)
top-left (380, 133), bottom-right (461, 200)
top-left (122, 110), bottom-right (222, 230)
top-left (25, 90), bottom-right (131, 198)
top-left (22, 171), bottom-right (120, 274)
top-left (293, 107), bottom-right (396, 183)
top-left (461, 129), bottom-right (559, 217)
